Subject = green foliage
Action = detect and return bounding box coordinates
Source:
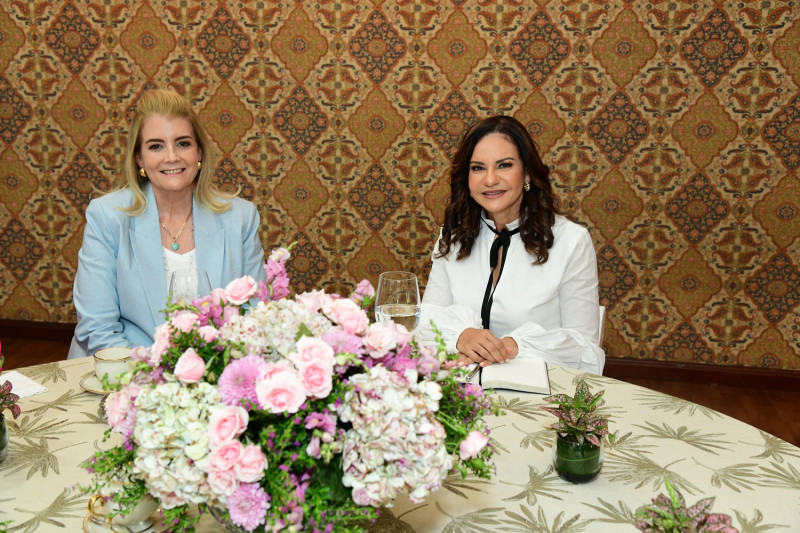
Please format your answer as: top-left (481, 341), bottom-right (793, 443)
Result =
top-left (634, 477), bottom-right (739, 533)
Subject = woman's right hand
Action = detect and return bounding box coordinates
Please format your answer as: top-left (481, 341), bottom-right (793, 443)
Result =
top-left (456, 328), bottom-right (513, 366)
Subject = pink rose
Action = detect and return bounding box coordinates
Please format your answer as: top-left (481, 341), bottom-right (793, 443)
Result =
top-left (363, 322), bottom-right (396, 359)
top-left (255, 369), bottom-right (307, 414)
top-left (174, 348), bottom-right (206, 384)
top-left (209, 405), bottom-right (249, 447)
top-left (234, 444), bottom-right (267, 483)
top-left (323, 298), bottom-right (369, 334)
top-left (295, 290), bottom-right (332, 313)
top-left (171, 311), bottom-right (198, 333)
top-left (198, 325), bottom-right (219, 342)
top-left (298, 361), bottom-right (333, 399)
top-left (208, 466), bottom-right (238, 497)
top-left (290, 337), bottom-right (335, 368)
top-left (210, 440), bottom-right (243, 471)
top-left (225, 276), bottom-right (258, 305)
top-left (388, 322), bottom-right (413, 345)
top-left (459, 430), bottom-right (489, 460)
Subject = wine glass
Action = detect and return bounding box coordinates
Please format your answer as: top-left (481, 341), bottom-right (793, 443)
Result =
top-left (374, 271), bottom-right (421, 332)
top-left (169, 268), bottom-right (211, 304)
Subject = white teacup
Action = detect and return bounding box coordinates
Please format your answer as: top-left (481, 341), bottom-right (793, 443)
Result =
top-left (88, 481), bottom-right (158, 532)
top-left (93, 347), bottom-right (133, 385)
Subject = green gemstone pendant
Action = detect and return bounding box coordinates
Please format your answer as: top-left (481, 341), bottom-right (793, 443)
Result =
top-left (170, 242), bottom-right (180, 251)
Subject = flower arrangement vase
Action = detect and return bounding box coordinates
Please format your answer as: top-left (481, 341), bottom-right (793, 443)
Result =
top-left (552, 434), bottom-right (603, 483)
top-left (0, 414), bottom-right (8, 463)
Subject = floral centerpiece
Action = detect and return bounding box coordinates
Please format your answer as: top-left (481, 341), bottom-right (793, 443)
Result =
top-left (82, 248), bottom-right (498, 532)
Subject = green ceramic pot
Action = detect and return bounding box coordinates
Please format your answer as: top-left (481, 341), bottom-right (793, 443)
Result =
top-left (0, 414), bottom-right (8, 463)
top-left (552, 434), bottom-right (603, 483)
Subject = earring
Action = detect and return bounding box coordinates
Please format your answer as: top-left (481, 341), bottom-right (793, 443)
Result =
top-left (523, 181), bottom-right (531, 192)
top-left (197, 161), bottom-right (202, 170)
top-left (139, 167), bottom-right (146, 177)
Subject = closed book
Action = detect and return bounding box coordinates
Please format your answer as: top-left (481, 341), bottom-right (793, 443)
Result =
top-left (477, 358), bottom-right (551, 395)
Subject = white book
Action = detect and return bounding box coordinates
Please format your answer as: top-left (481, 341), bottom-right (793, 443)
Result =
top-left (470, 358), bottom-right (551, 395)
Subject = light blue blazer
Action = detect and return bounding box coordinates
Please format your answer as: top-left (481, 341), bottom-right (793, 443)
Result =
top-left (68, 184), bottom-right (267, 358)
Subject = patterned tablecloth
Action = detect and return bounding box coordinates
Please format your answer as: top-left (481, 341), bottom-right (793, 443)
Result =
top-left (1, 358), bottom-right (798, 532)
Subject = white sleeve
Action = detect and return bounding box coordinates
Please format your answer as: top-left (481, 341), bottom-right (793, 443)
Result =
top-left (506, 228), bottom-right (604, 374)
top-left (417, 238), bottom-right (481, 353)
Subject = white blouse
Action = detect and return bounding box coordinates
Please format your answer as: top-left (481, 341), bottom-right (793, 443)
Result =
top-left (419, 214), bottom-right (605, 374)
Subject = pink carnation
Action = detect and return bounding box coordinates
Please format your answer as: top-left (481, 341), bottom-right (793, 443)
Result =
top-left (459, 430), bottom-right (489, 460)
top-left (151, 323), bottom-right (172, 360)
top-left (105, 382), bottom-right (140, 438)
top-left (198, 325), bottom-right (219, 342)
top-left (225, 276), bottom-right (258, 305)
top-left (170, 311), bottom-right (198, 333)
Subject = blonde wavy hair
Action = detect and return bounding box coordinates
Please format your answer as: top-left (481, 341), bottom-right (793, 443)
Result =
top-left (117, 89), bottom-right (232, 215)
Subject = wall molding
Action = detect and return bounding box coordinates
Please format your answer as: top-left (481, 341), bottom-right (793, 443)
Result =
top-left (603, 357), bottom-right (800, 391)
top-left (2, 319), bottom-right (798, 390)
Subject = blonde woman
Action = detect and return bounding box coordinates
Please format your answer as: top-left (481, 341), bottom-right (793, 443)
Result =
top-left (69, 89), bottom-right (266, 358)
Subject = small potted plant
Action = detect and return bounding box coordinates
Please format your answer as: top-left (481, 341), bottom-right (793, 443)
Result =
top-left (540, 378), bottom-right (613, 483)
top-left (0, 344), bottom-right (22, 463)
top-left (634, 477), bottom-right (739, 532)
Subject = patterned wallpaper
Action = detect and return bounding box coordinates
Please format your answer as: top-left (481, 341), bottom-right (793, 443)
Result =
top-left (0, 1), bottom-right (798, 371)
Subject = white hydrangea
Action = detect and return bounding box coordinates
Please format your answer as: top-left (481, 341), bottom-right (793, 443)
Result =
top-left (219, 299), bottom-right (332, 359)
top-left (337, 365), bottom-right (453, 507)
top-left (133, 380), bottom-right (222, 508)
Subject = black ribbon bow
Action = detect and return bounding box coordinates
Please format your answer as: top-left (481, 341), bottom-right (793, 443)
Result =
top-left (480, 222), bottom-right (520, 330)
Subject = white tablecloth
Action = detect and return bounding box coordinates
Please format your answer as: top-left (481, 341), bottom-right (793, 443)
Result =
top-left (1, 359), bottom-right (798, 531)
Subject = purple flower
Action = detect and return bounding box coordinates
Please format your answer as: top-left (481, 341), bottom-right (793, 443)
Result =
top-left (218, 355), bottom-right (267, 407)
top-left (304, 411), bottom-right (336, 434)
top-left (227, 483), bottom-right (270, 532)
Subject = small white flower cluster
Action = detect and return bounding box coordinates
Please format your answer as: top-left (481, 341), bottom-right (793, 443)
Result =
top-left (220, 299), bottom-right (332, 359)
top-left (133, 380), bottom-right (222, 509)
top-left (337, 366), bottom-right (453, 507)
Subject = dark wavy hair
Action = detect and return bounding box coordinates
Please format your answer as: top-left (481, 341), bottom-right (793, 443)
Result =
top-left (437, 115), bottom-right (561, 264)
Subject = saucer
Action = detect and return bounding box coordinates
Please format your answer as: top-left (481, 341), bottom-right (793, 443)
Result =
top-left (80, 375), bottom-right (113, 395)
top-left (83, 515), bottom-right (160, 533)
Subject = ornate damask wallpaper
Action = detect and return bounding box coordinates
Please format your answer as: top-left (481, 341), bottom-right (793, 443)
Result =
top-left (0, 1), bottom-right (798, 370)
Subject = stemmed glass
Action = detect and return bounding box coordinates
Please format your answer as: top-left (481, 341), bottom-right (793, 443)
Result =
top-left (169, 268), bottom-right (211, 304)
top-left (374, 271), bottom-right (421, 332)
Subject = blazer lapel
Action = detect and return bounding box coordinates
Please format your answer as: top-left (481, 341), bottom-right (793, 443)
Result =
top-left (130, 184), bottom-right (168, 327)
top-left (194, 198), bottom-right (224, 289)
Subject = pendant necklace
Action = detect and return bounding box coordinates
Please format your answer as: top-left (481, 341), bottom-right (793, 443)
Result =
top-left (159, 208), bottom-right (192, 251)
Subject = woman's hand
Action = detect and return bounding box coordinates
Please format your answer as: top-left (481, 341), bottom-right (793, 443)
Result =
top-left (456, 328), bottom-right (514, 366)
